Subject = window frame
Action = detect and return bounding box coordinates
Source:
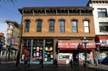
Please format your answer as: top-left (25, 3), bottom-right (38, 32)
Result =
top-left (36, 19), bottom-right (42, 32)
top-left (24, 19), bottom-right (30, 32)
top-left (99, 22), bottom-right (108, 32)
top-left (83, 20), bottom-right (90, 33)
top-left (49, 19), bottom-right (55, 32)
top-left (98, 8), bottom-right (107, 17)
top-left (59, 19), bottom-right (65, 32)
top-left (72, 20), bottom-right (78, 32)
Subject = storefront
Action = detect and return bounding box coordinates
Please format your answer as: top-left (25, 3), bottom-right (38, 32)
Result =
top-left (96, 36), bottom-right (108, 64)
top-left (21, 39), bottom-right (54, 64)
top-left (58, 40), bottom-right (96, 64)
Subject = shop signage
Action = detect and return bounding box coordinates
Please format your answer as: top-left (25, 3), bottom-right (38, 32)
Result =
top-left (100, 40), bottom-right (108, 47)
top-left (82, 43), bottom-right (96, 49)
top-left (58, 40), bottom-right (96, 50)
top-left (58, 40), bottom-right (79, 50)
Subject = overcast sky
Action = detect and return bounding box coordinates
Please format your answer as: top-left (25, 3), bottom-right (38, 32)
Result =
top-left (0, 0), bottom-right (89, 37)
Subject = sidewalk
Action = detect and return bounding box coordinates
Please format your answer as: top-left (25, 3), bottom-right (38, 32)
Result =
top-left (88, 64), bottom-right (108, 71)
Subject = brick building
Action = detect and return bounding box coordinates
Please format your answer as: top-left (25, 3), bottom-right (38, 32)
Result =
top-left (19, 7), bottom-right (96, 64)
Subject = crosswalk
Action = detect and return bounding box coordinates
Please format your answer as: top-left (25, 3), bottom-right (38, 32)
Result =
top-left (0, 49), bottom-right (18, 61)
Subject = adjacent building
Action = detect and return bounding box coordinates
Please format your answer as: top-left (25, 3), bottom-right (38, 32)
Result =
top-left (0, 32), bottom-right (5, 49)
top-left (19, 7), bottom-right (96, 64)
top-left (88, 0), bottom-right (108, 64)
top-left (6, 20), bottom-right (20, 50)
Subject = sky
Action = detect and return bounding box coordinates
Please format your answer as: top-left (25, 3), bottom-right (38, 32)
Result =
top-left (0, 0), bottom-right (89, 37)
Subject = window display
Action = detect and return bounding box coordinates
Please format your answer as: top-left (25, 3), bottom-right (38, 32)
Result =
top-left (32, 40), bottom-right (43, 62)
top-left (44, 39), bottom-right (54, 62)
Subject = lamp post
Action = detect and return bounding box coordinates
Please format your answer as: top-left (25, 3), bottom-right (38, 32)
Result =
top-left (82, 37), bottom-right (88, 67)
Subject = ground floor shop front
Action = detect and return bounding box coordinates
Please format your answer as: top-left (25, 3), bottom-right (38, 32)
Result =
top-left (96, 35), bottom-right (108, 64)
top-left (20, 37), bottom-right (96, 64)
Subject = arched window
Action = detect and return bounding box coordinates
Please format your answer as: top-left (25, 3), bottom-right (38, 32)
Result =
top-left (24, 19), bottom-right (30, 32)
top-left (36, 19), bottom-right (42, 32)
top-left (49, 19), bottom-right (55, 32)
top-left (83, 19), bottom-right (90, 33)
top-left (59, 19), bottom-right (65, 32)
top-left (72, 19), bottom-right (78, 32)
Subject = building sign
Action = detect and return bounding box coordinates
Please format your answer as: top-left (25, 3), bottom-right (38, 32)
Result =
top-left (82, 42), bottom-right (96, 49)
top-left (58, 40), bottom-right (96, 50)
top-left (100, 40), bottom-right (108, 47)
top-left (97, 36), bottom-right (108, 47)
top-left (58, 40), bottom-right (80, 50)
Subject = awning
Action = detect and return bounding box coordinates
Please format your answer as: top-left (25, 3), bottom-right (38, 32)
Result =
top-left (80, 42), bottom-right (96, 50)
top-left (58, 40), bottom-right (96, 50)
top-left (58, 40), bottom-right (80, 50)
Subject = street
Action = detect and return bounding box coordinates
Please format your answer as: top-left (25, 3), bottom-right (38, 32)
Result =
top-left (0, 63), bottom-right (108, 71)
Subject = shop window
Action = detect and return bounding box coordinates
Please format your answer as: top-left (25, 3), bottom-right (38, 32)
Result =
top-left (49, 19), bottom-right (55, 32)
top-left (72, 20), bottom-right (78, 32)
top-left (98, 8), bottom-right (107, 17)
top-left (83, 20), bottom-right (90, 33)
top-left (32, 39), bottom-right (43, 62)
top-left (99, 22), bottom-right (108, 32)
top-left (44, 39), bottom-right (53, 62)
top-left (24, 19), bottom-right (30, 32)
top-left (36, 19), bottom-right (42, 32)
top-left (59, 19), bottom-right (65, 32)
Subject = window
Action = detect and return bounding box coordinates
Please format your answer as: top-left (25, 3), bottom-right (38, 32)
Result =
top-left (37, 19), bottom-right (42, 32)
top-left (84, 20), bottom-right (90, 33)
top-left (99, 22), bottom-right (108, 32)
top-left (59, 19), bottom-right (65, 32)
top-left (98, 8), bottom-right (107, 17)
top-left (24, 20), bottom-right (30, 32)
top-left (49, 19), bottom-right (55, 32)
top-left (72, 20), bottom-right (78, 32)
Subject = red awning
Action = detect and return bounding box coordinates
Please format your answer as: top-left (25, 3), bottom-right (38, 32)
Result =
top-left (80, 42), bottom-right (96, 50)
top-left (58, 40), bottom-right (80, 50)
top-left (58, 40), bottom-right (96, 50)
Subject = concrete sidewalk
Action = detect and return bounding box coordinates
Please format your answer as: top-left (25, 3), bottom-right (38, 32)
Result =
top-left (88, 64), bottom-right (108, 71)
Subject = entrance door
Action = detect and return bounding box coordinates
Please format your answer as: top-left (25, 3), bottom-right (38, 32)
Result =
top-left (73, 51), bottom-right (79, 63)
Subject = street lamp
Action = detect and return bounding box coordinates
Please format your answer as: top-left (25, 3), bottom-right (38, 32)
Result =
top-left (82, 37), bottom-right (88, 67)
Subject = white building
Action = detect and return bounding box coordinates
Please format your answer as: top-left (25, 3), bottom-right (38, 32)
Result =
top-left (88, 0), bottom-right (108, 64)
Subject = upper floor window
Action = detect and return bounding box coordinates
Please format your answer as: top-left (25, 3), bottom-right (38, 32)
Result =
top-left (36, 19), bottom-right (42, 32)
top-left (83, 20), bottom-right (90, 33)
top-left (72, 20), bottom-right (78, 32)
top-left (99, 22), bottom-right (108, 32)
top-left (24, 20), bottom-right (30, 32)
top-left (98, 8), bottom-right (107, 17)
top-left (59, 19), bottom-right (65, 32)
top-left (49, 19), bottom-right (55, 32)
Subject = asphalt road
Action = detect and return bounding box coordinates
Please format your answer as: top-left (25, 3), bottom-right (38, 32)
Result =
top-left (0, 63), bottom-right (108, 71)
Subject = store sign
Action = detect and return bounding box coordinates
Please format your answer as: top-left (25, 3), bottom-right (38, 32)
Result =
top-left (58, 40), bottom-right (79, 50)
top-left (82, 43), bottom-right (96, 49)
top-left (100, 40), bottom-right (108, 47)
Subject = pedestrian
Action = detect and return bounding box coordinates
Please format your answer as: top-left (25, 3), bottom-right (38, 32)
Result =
top-left (40, 59), bottom-right (43, 68)
top-left (24, 47), bottom-right (30, 71)
top-left (54, 58), bottom-right (58, 67)
top-left (70, 59), bottom-right (73, 69)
